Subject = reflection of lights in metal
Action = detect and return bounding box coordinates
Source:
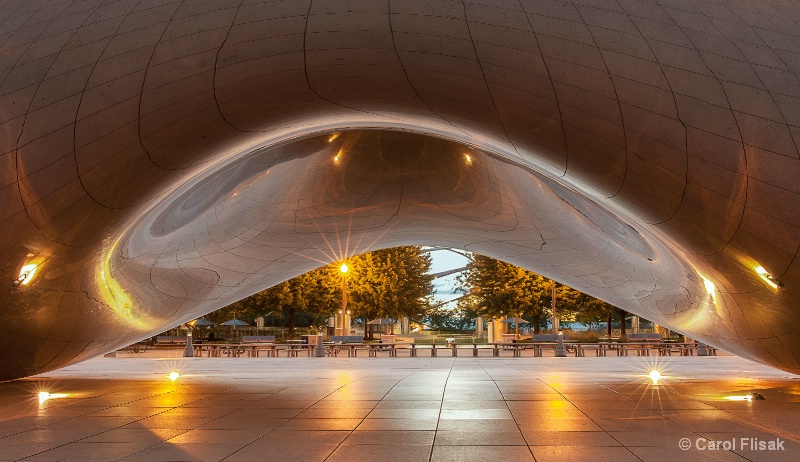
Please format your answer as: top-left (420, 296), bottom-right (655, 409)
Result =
top-left (754, 265), bottom-right (779, 289)
top-left (465, 153), bottom-right (472, 164)
top-left (701, 276), bottom-right (717, 305)
top-left (38, 391), bottom-right (69, 404)
top-left (340, 263), bottom-right (348, 274)
top-left (168, 371), bottom-right (180, 382)
top-left (703, 277), bottom-right (715, 295)
top-left (99, 240), bottom-right (146, 328)
top-left (13, 263), bottom-right (37, 286)
top-left (328, 133), bottom-right (340, 142)
top-left (648, 370), bottom-right (662, 385)
top-left (725, 392), bottom-right (765, 401)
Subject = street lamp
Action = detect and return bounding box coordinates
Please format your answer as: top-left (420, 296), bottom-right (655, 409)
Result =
top-left (551, 279), bottom-right (559, 334)
top-left (339, 262), bottom-right (349, 336)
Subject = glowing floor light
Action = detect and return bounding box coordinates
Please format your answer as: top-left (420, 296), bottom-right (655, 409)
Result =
top-left (648, 370), bottom-right (662, 385)
top-left (725, 393), bottom-right (765, 401)
top-left (167, 371), bottom-right (180, 382)
top-left (38, 391), bottom-right (69, 404)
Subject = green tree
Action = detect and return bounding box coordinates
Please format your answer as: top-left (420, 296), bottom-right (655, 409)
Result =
top-left (343, 246), bottom-right (434, 338)
top-left (457, 254), bottom-right (606, 333)
top-left (457, 254), bottom-right (551, 332)
top-left (574, 294), bottom-right (618, 336)
top-left (208, 246), bottom-right (434, 339)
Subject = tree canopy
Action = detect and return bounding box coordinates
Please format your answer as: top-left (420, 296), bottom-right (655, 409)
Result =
top-left (206, 246), bottom-right (434, 337)
top-left (456, 254), bottom-right (613, 333)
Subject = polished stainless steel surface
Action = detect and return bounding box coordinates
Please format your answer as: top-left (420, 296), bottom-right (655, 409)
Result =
top-left (1, 0), bottom-right (799, 379)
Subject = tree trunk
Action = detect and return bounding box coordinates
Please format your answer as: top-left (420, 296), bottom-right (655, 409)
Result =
top-left (606, 312), bottom-right (612, 338)
top-left (617, 309), bottom-right (626, 340)
top-left (533, 315), bottom-right (540, 334)
top-left (287, 308), bottom-right (296, 337)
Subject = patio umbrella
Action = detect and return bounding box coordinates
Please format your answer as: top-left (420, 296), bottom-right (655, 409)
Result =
top-left (502, 317), bottom-right (527, 324)
top-left (192, 318), bottom-right (216, 327)
top-left (221, 319), bottom-right (250, 327)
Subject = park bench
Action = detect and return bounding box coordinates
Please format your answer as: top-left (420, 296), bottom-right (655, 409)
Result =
top-left (329, 335), bottom-right (364, 343)
top-left (241, 335), bottom-right (276, 343)
top-left (574, 343), bottom-right (608, 357)
top-left (155, 335), bottom-right (187, 347)
top-left (530, 334), bottom-right (569, 357)
top-left (532, 334), bottom-right (569, 342)
top-left (618, 334), bottom-right (662, 356)
top-left (626, 334), bottom-right (662, 342)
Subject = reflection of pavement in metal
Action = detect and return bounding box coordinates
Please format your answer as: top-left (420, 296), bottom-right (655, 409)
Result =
top-left (2, 1), bottom-right (800, 380)
top-left (1, 356), bottom-right (795, 461)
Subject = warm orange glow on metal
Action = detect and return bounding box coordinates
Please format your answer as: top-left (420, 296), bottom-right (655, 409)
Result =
top-left (648, 370), bottom-right (662, 385)
top-left (18, 263), bottom-right (37, 285)
top-left (465, 153), bottom-right (472, 164)
top-left (100, 240), bottom-right (148, 328)
top-left (725, 395), bottom-right (752, 401)
top-left (328, 133), bottom-right (340, 142)
top-left (168, 371), bottom-right (180, 382)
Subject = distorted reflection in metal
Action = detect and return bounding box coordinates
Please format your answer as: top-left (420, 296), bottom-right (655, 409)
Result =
top-left (1, 0), bottom-right (799, 381)
top-left (98, 240), bottom-right (147, 329)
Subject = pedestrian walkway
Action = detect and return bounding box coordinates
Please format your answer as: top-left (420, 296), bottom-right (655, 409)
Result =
top-left (0, 356), bottom-right (797, 461)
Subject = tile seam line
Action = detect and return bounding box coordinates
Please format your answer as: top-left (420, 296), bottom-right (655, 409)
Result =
top-left (427, 357), bottom-right (455, 462)
top-left (321, 359), bottom-right (434, 461)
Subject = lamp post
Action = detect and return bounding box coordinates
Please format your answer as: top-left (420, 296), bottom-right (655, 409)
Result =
top-left (555, 330), bottom-right (567, 357)
top-left (551, 279), bottom-right (559, 334)
top-left (339, 262), bottom-right (348, 336)
top-left (183, 326), bottom-right (194, 358)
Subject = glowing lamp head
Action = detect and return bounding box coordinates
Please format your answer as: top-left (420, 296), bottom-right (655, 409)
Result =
top-left (648, 370), bottom-right (662, 385)
top-left (339, 263), bottom-right (348, 274)
top-left (168, 371), bottom-right (180, 382)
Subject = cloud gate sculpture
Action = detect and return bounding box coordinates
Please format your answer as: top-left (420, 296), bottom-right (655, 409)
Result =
top-left (1, 0), bottom-right (800, 380)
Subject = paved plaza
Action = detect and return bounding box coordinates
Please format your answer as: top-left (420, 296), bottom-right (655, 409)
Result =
top-left (0, 355), bottom-right (797, 462)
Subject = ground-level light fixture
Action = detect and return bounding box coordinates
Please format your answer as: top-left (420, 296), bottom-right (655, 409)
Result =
top-left (38, 391), bottom-right (69, 404)
top-left (725, 393), bottom-right (765, 401)
top-left (648, 370), bottom-right (662, 385)
top-left (167, 371), bottom-right (180, 382)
